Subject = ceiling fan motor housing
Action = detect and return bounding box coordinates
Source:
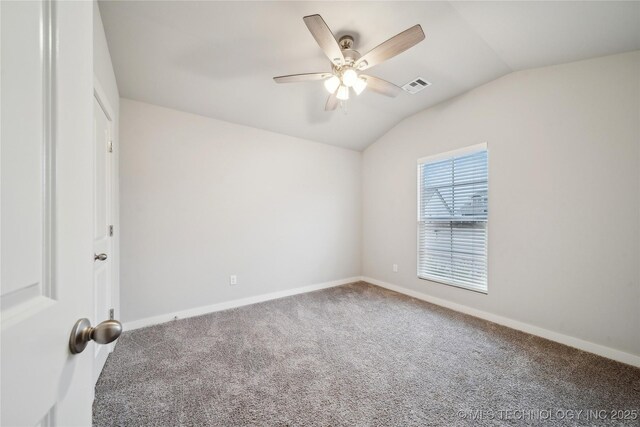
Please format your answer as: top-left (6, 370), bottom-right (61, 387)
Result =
top-left (338, 35), bottom-right (361, 66)
top-left (341, 49), bottom-right (361, 66)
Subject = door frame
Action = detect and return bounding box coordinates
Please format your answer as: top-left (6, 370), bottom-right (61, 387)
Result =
top-left (92, 76), bottom-right (118, 379)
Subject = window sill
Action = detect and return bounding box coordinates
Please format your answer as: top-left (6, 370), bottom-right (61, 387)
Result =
top-left (418, 275), bottom-right (488, 294)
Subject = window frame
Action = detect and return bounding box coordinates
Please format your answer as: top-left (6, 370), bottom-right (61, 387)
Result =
top-left (416, 143), bottom-right (489, 294)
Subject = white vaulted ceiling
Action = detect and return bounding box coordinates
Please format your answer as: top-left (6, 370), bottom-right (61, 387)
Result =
top-left (99, 1), bottom-right (640, 151)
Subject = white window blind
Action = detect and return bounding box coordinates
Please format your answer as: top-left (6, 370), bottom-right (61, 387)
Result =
top-left (417, 144), bottom-right (488, 293)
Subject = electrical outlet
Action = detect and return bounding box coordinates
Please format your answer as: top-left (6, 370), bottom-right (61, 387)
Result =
top-left (392, 264), bottom-right (398, 273)
top-left (230, 275), bottom-right (237, 285)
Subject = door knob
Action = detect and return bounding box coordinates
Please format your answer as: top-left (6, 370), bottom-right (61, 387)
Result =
top-left (94, 253), bottom-right (107, 261)
top-left (69, 318), bottom-right (122, 354)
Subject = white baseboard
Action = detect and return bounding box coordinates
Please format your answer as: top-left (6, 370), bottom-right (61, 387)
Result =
top-left (123, 276), bottom-right (362, 331)
top-left (362, 276), bottom-right (640, 368)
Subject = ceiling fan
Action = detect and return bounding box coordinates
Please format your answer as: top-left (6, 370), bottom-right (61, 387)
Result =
top-left (273, 14), bottom-right (425, 111)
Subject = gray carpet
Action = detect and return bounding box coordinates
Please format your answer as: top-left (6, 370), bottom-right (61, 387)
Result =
top-left (94, 282), bottom-right (640, 426)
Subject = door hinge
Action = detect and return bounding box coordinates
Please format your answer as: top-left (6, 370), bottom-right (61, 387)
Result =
top-left (109, 308), bottom-right (114, 320)
top-left (109, 225), bottom-right (114, 236)
top-left (108, 140), bottom-right (113, 153)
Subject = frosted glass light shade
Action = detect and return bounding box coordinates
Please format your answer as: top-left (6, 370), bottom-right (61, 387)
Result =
top-left (342, 69), bottom-right (358, 87)
top-left (353, 77), bottom-right (367, 95)
top-left (336, 85), bottom-right (349, 100)
top-left (324, 75), bottom-right (340, 94)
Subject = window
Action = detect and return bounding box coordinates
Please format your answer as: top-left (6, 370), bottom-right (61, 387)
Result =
top-left (417, 144), bottom-right (488, 293)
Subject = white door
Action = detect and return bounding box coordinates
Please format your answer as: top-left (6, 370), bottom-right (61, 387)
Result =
top-left (93, 95), bottom-right (114, 383)
top-left (1, 1), bottom-right (103, 425)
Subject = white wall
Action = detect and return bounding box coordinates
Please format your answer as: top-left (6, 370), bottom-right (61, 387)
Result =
top-left (120, 99), bottom-right (361, 323)
top-left (93, 2), bottom-right (120, 321)
top-left (94, 3), bottom-right (118, 113)
top-left (363, 51), bottom-right (640, 358)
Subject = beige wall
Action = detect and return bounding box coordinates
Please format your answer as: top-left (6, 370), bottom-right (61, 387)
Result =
top-left (362, 51), bottom-right (640, 357)
top-left (119, 99), bottom-right (362, 322)
top-left (119, 51), bottom-right (639, 361)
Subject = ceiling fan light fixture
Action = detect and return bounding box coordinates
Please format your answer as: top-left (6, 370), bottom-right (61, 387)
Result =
top-left (353, 77), bottom-right (367, 95)
top-left (274, 15), bottom-right (425, 111)
top-left (336, 85), bottom-right (349, 101)
top-left (324, 75), bottom-right (341, 94)
top-left (341, 68), bottom-right (358, 87)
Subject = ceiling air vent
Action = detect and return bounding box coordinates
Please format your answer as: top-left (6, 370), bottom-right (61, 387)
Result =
top-left (402, 77), bottom-right (431, 94)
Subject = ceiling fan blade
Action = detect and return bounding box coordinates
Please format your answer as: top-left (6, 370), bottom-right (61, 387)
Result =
top-left (361, 75), bottom-right (403, 97)
top-left (325, 90), bottom-right (339, 111)
top-left (273, 72), bottom-right (332, 83)
top-left (356, 25), bottom-right (425, 71)
top-left (303, 14), bottom-right (345, 66)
